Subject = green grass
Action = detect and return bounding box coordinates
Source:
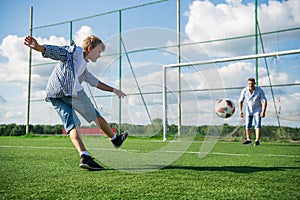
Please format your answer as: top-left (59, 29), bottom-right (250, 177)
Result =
top-left (0, 136), bottom-right (299, 200)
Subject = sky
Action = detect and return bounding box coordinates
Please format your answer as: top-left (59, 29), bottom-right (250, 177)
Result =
top-left (0, 0), bottom-right (299, 130)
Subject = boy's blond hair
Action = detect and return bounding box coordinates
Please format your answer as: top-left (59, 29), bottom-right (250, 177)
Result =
top-left (82, 35), bottom-right (105, 52)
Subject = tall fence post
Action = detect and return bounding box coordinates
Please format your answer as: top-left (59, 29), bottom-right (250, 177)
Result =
top-left (255, 0), bottom-right (259, 86)
top-left (118, 10), bottom-right (122, 134)
top-left (177, 0), bottom-right (181, 138)
top-left (26, 6), bottom-right (33, 135)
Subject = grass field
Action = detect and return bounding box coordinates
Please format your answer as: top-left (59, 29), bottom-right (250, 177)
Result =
top-left (0, 136), bottom-right (299, 199)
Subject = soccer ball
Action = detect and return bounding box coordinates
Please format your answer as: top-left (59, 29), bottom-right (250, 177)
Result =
top-left (215, 98), bottom-right (235, 118)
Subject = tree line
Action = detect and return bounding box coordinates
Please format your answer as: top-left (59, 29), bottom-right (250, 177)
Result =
top-left (0, 122), bottom-right (299, 141)
top-left (0, 124), bottom-right (62, 136)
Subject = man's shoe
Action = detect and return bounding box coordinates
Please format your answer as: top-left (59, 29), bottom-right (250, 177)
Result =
top-left (111, 131), bottom-right (128, 148)
top-left (79, 155), bottom-right (104, 171)
top-left (254, 140), bottom-right (260, 146)
top-left (243, 140), bottom-right (251, 145)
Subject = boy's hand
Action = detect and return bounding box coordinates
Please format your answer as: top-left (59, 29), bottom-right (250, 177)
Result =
top-left (113, 89), bottom-right (127, 99)
top-left (24, 36), bottom-right (45, 53)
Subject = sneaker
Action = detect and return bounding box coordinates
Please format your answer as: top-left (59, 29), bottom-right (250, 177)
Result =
top-left (243, 140), bottom-right (251, 145)
top-left (111, 131), bottom-right (128, 148)
top-left (254, 140), bottom-right (260, 146)
top-left (79, 155), bottom-right (104, 171)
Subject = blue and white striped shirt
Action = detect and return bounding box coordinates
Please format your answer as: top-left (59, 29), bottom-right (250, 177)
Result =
top-left (42, 44), bottom-right (100, 100)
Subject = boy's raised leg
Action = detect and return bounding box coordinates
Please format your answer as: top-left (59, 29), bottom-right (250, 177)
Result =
top-left (94, 116), bottom-right (128, 148)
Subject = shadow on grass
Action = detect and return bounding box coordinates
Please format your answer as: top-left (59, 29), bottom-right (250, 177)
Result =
top-left (161, 165), bottom-right (300, 173)
top-left (96, 165), bottom-right (300, 173)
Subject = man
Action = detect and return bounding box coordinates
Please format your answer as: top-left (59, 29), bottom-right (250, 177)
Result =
top-left (239, 78), bottom-right (267, 146)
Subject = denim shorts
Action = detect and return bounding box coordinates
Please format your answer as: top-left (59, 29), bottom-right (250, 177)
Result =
top-left (49, 90), bottom-right (100, 133)
top-left (246, 114), bottom-right (262, 129)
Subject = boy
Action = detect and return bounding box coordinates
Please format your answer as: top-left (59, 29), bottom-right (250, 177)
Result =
top-left (24, 35), bottom-right (128, 170)
top-left (238, 78), bottom-right (267, 146)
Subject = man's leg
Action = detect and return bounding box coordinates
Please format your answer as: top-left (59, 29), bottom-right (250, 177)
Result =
top-left (246, 128), bottom-right (252, 141)
top-left (254, 115), bottom-right (262, 146)
top-left (255, 128), bottom-right (261, 146)
top-left (243, 115), bottom-right (253, 144)
top-left (242, 129), bottom-right (252, 144)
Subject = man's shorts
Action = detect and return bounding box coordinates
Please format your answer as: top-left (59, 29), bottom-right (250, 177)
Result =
top-left (49, 90), bottom-right (100, 133)
top-left (246, 114), bottom-right (262, 129)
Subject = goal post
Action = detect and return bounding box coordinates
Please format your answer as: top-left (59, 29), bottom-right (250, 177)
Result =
top-left (162, 48), bottom-right (300, 141)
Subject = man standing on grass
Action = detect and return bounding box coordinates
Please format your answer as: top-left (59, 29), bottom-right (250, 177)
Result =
top-left (238, 78), bottom-right (267, 146)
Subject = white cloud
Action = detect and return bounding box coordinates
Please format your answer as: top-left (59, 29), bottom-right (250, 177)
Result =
top-left (0, 102), bottom-right (25, 123)
top-left (184, 0), bottom-right (300, 57)
top-left (74, 26), bottom-right (94, 45)
top-left (218, 62), bottom-right (253, 86)
top-left (260, 0), bottom-right (300, 28)
top-left (4, 110), bottom-right (23, 119)
top-left (31, 90), bottom-right (47, 100)
top-left (216, 61), bottom-right (294, 87)
top-left (266, 92), bottom-right (300, 123)
top-left (185, 0), bottom-right (253, 40)
top-left (0, 35), bottom-right (28, 64)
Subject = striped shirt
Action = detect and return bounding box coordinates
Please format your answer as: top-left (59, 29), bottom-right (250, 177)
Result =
top-left (42, 44), bottom-right (100, 100)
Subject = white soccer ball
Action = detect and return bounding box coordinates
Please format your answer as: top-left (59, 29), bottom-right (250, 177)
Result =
top-left (215, 98), bottom-right (235, 119)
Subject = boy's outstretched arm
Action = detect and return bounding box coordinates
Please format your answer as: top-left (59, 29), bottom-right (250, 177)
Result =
top-left (24, 36), bottom-right (45, 53)
top-left (96, 81), bottom-right (126, 99)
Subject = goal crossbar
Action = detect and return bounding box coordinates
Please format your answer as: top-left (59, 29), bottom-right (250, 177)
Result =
top-left (164, 49), bottom-right (300, 69)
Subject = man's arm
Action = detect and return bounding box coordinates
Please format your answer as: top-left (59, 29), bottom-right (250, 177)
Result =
top-left (239, 101), bottom-right (244, 118)
top-left (261, 101), bottom-right (267, 118)
top-left (260, 87), bottom-right (267, 118)
top-left (238, 89), bottom-right (245, 118)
